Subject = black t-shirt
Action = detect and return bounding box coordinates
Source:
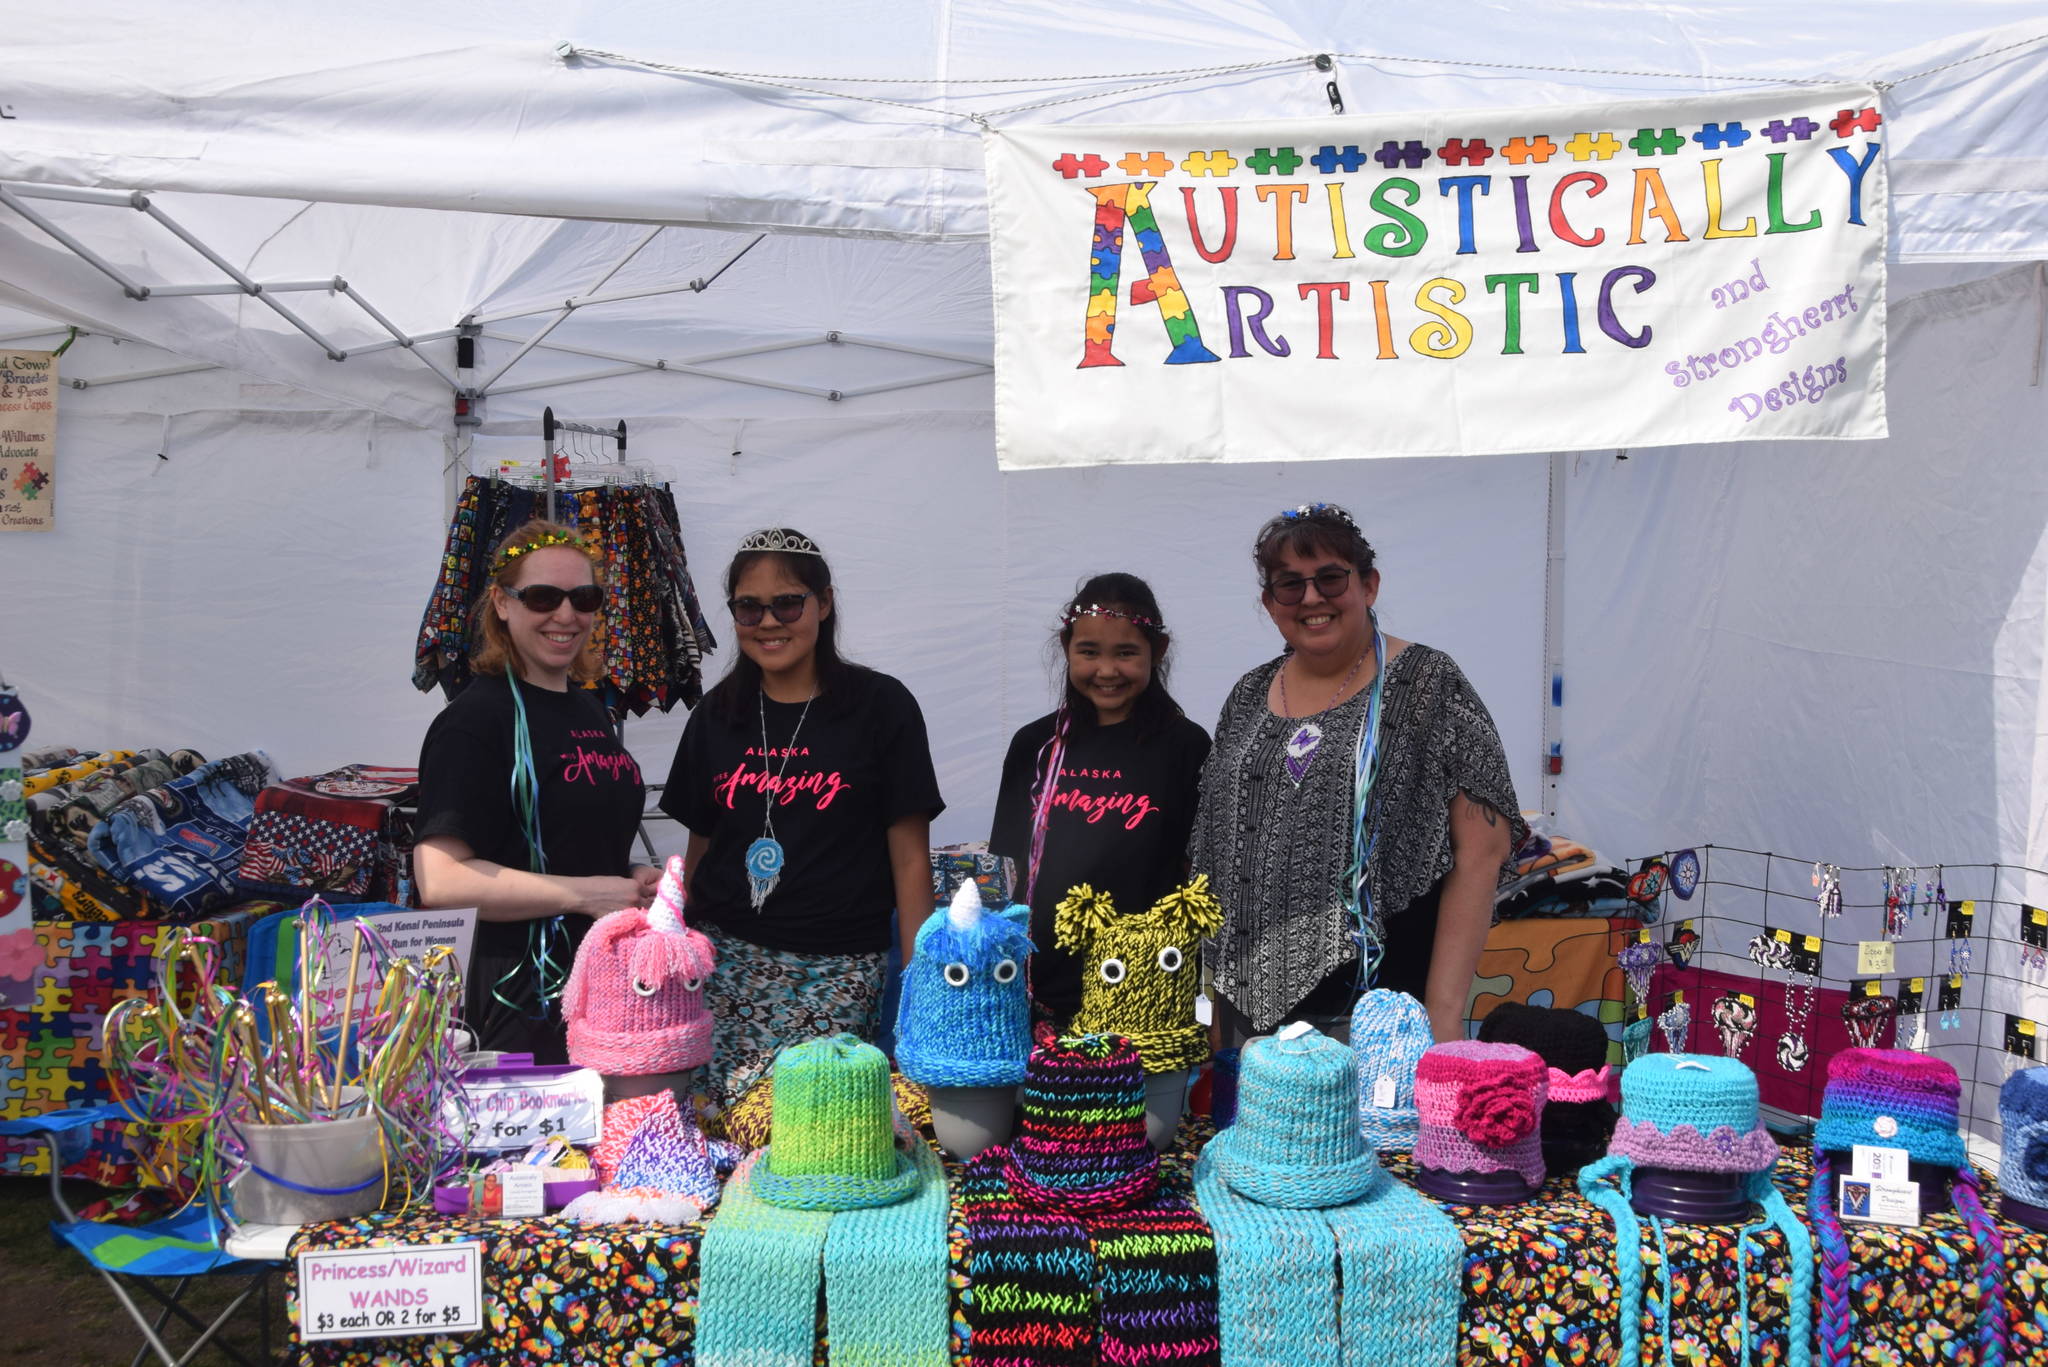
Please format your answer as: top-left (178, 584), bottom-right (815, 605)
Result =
top-left (660, 669), bottom-right (943, 954)
top-left (989, 709), bottom-right (1211, 1018)
top-left (414, 672), bottom-right (646, 963)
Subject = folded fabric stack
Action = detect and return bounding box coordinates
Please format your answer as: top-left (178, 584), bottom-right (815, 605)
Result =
top-left (1493, 820), bottom-right (1636, 920)
top-left (234, 765), bottom-right (417, 904)
top-left (23, 747), bottom-right (209, 920)
top-left (83, 752), bottom-right (277, 923)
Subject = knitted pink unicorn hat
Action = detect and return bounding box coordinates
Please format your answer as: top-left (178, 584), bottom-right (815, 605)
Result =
top-left (564, 854), bottom-right (717, 1075)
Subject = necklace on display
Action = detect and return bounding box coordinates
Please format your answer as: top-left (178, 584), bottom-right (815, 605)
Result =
top-left (1276, 644), bottom-right (1372, 786)
top-left (1777, 965), bottom-right (1816, 1072)
top-left (746, 686), bottom-right (816, 911)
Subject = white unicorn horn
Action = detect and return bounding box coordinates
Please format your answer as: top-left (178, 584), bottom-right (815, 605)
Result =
top-left (649, 854), bottom-right (688, 934)
top-left (946, 878), bottom-right (984, 931)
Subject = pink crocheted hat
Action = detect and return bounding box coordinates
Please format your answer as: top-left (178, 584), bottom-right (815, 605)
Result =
top-left (1413, 1040), bottom-right (1548, 1188)
top-left (563, 855), bottom-right (717, 1075)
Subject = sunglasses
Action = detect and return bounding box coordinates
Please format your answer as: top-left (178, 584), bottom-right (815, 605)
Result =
top-left (1265, 566), bottom-right (1355, 605)
top-left (729, 591), bottom-right (812, 627)
top-left (504, 582), bottom-right (604, 613)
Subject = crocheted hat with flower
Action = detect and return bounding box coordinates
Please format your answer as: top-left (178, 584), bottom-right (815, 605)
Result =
top-left (2000, 1065), bottom-right (2048, 1209)
top-left (1058, 877), bottom-right (1222, 1075)
top-left (1349, 989), bottom-right (1433, 1153)
top-left (894, 879), bottom-right (1035, 1088)
top-left (1413, 1040), bottom-right (1547, 1188)
top-left (1193, 1026), bottom-right (1464, 1367)
top-left (562, 854), bottom-right (716, 1075)
top-left (1578, 1055), bottom-right (1812, 1367)
top-left (1809, 1049), bottom-right (2005, 1367)
top-left (753, 1033), bottom-right (921, 1212)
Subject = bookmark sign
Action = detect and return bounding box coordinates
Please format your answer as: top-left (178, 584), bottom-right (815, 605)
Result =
top-left (986, 85), bottom-right (1886, 468)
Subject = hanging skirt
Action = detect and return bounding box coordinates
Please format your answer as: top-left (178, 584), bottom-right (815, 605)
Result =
top-left (699, 924), bottom-right (888, 1109)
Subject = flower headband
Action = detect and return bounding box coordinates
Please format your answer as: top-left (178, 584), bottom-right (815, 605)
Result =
top-left (493, 531), bottom-right (598, 572)
top-left (1061, 602), bottom-right (1166, 632)
top-left (1278, 502), bottom-right (1361, 532)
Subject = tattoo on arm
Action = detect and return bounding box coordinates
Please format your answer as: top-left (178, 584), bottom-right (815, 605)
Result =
top-left (1462, 794), bottom-right (1500, 827)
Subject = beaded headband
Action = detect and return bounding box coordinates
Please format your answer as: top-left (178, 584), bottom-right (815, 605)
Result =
top-left (1277, 502), bottom-right (1361, 533)
top-left (1060, 602), bottom-right (1166, 632)
top-left (736, 528), bottom-right (825, 557)
top-left (492, 531), bottom-right (597, 572)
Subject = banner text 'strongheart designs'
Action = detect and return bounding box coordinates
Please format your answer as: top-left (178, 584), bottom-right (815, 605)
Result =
top-left (987, 86), bottom-right (1887, 468)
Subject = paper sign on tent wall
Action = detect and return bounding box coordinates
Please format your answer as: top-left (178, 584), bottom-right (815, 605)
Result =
top-left (986, 84), bottom-right (1887, 468)
top-left (0, 351), bottom-right (55, 528)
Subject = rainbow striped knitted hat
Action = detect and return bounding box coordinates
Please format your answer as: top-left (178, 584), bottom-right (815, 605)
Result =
top-left (1810, 1049), bottom-right (2005, 1367)
top-left (1413, 1040), bottom-right (1547, 1188)
top-left (1058, 878), bottom-right (1222, 1075)
top-left (1580, 1055), bottom-right (1812, 1367)
top-left (754, 1034), bottom-right (921, 1211)
top-left (1206, 1026), bottom-right (1387, 1208)
top-left (2000, 1065), bottom-right (2048, 1208)
top-left (1003, 1032), bottom-right (1160, 1212)
top-left (894, 880), bottom-right (1035, 1088)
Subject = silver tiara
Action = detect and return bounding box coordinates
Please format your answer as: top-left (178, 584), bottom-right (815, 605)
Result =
top-left (736, 528), bottom-right (825, 557)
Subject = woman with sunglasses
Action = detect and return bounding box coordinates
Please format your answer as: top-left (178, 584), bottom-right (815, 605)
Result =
top-left (660, 527), bottom-right (942, 1109)
top-left (1191, 503), bottom-right (1525, 1047)
top-left (413, 520), bottom-right (659, 1061)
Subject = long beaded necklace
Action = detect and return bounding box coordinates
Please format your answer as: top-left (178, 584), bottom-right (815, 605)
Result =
top-left (745, 686), bottom-right (816, 910)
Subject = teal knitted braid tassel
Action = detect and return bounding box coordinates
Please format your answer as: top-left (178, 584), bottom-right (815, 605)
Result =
top-left (1578, 1155), bottom-right (1649, 1367)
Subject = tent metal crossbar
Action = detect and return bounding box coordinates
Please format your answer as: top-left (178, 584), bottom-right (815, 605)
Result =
top-left (477, 328), bottom-right (991, 402)
top-left (0, 180), bottom-right (990, 412)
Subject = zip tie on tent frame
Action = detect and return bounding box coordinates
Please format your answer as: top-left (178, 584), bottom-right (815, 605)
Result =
top-left (560, 33), bottom-right (2048, 122)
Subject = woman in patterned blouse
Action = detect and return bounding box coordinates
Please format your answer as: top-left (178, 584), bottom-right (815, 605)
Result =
top-left (1190, 503), bottom-right (1526, 1045)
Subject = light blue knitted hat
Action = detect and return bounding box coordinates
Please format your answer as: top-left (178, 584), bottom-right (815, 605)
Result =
top-left (1350, 989), bottom-right (1432, 1152)
top-left (2001, 1066), bottom-right (2048, 1207)
top-left (1206, 1026), bottom-right (1387, 1208)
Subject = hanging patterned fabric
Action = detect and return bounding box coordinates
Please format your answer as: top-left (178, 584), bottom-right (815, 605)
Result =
top-left (412, 476), bottom-right (716, 713)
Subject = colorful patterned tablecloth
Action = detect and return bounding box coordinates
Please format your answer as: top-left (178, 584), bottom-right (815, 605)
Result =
top-left (0, 907), bottom-right (264, 1180)
top-left (290, 1128), bottom-right (2048, 1367)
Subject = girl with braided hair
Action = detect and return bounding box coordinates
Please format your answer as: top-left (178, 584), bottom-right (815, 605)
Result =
top-left (989, 573), bottom-right (1209, 1025)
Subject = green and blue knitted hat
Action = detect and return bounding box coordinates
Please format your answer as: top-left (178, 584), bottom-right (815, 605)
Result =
top-left (753, 1034), bottom-right (922, 1211)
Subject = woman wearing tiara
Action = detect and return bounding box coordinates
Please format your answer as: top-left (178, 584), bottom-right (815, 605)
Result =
top-left (988, 573), bottom-right (1210, 1025)
top-left (1190, 503), bottom-right (1525, 1047)
top-left (660, 527), bottom-right (942, 1108)
top-left (413, 519), bottom-right (659, 1062)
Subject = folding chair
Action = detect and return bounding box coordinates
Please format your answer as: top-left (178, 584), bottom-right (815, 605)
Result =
top-left (0, 1102), bottom-right (283, 1367)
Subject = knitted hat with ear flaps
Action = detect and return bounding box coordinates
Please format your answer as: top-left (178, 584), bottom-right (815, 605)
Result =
top-left (563, 854), bottom-right (716, 1075)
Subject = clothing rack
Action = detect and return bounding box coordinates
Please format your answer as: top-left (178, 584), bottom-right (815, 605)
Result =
top-left (542, 406), bottom-right (626, 522)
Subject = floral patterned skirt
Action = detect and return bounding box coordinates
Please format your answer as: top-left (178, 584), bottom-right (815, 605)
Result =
top-left (698, 924), bottom-right (886, 1110)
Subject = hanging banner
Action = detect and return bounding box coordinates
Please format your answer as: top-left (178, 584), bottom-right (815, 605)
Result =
top-left (987, 84), bottom-right (1886, 469)
top-left (0, 350), bottom-right (54, 528)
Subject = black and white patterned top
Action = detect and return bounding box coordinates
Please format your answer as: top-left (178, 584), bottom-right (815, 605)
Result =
top-left (1190, 644), bottom-right (1526, 1031)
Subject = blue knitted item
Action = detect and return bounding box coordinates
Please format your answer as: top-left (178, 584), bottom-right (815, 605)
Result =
top-left (2000, 1065), bottom-right (2048, 1207)
top-left (1350, 989), bottom-right (1431, 1152)
top-left (895, 880), bottom-right (1035, 1088)
top-left (1578, 1054), bottom-right (1813, 1367)
top-left (1194, 1028), bottom-right (1462, 1367)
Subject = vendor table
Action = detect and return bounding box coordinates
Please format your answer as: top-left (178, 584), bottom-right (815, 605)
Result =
top-left (289, 1126), bottom-right (2047, 1367)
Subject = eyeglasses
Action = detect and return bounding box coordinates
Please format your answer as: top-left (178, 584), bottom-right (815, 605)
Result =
top-left (505, 582), bottom-right (604, 613)
top-left (729, 592), bottom-right (811, 626)
top-left (1265, 567), bottom-right (1355, 605)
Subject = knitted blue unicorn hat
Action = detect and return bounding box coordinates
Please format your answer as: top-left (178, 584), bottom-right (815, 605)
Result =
top-left (1350, 989), bottom-right (1432, 1152)
top-left (894, 879), bottom-right (1035, 1089)
top-left (1578, 1054), bottom-right (1812, 1367)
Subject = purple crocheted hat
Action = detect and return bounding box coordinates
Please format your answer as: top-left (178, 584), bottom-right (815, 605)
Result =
top-left (1413, 1040), bottom-right (1547, 1188)
top-left (1607, 1053), bottom-right (1778, 1173)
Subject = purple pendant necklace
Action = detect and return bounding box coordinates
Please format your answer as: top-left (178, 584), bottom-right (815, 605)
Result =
top-left (1277, 646), bottom-right (1372, 785)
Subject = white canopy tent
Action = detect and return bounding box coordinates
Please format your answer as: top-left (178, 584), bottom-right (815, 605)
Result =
top-left (3, 4), bottom-right (2047, 1127)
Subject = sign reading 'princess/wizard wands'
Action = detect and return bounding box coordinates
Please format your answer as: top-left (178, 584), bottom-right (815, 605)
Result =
top-left (0, 350), bottom-right (54, 529)
top-left (986, 85), bottom-right (1886, 469)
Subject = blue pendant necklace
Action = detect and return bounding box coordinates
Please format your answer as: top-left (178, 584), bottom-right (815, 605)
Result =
top-left (747, 685), bottom-right (816, 910)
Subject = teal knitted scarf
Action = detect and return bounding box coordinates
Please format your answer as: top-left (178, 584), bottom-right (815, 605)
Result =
top-left (1193, 1146), bottom-right (1463, 1367)
top-left (697, 1141), bottom-right (949, 1367)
